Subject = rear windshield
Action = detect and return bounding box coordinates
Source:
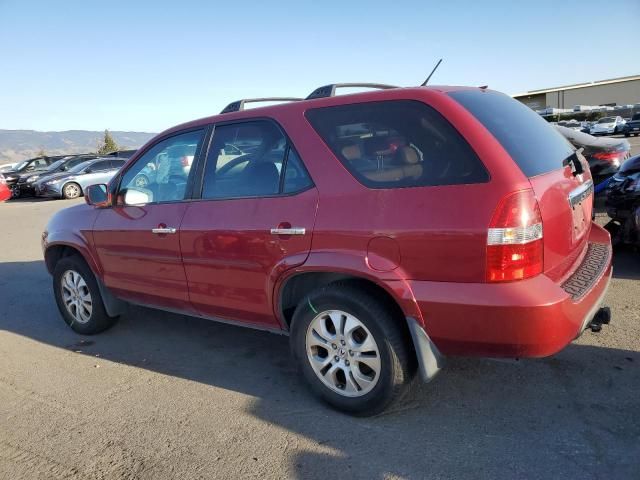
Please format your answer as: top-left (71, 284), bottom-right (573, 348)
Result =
top-left (305, 100), bottom-right (489, 188)
top-left (449, 90), bottom-right (574, 177)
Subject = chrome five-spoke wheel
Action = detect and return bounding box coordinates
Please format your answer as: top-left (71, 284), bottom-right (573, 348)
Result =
top-left (305, 309), bottom-right (381, 397)
top-left (61, 270), bottom-right (93, 324)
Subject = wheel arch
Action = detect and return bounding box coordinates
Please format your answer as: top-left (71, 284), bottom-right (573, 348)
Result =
top-left (44, 242), bottom-right (99, 276)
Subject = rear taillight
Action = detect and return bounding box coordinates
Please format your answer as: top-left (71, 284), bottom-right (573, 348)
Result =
top-left (486, 189), bottom-right (543, 282)
top-left (593, 151), bottom-right (624, 165)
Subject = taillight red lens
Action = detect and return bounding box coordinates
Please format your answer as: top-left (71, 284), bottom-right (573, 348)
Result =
top-left (593, 151), bottom-right (624, 162)
top-left (486, 189), bottom-right (543, 282)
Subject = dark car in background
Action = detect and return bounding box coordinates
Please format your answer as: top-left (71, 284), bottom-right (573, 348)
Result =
top-left (1, 157), bottom-right (54, 197)
top-left (555, 126), bottom-right (631, 186)
top-left (34, 158), bottom-right (126, 199)
top-left (623, 113), bottom-right (640, 137)
top-left (14, 155), bottom-right (99, 197)
top-left (606, 154), bottom-right (640, 247)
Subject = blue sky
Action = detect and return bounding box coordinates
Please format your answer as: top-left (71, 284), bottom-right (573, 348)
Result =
top-left (0, 0), bottom-right (638, 133)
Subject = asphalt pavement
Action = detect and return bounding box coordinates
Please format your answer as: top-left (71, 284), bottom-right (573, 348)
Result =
top-left (0, 189), bottom-right (639, 479)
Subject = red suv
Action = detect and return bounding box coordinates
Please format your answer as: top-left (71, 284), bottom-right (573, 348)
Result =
top-left (43, 84), bottom-right (612, 415)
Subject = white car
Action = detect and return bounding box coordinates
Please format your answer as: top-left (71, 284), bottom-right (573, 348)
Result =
top-left (590, 116), bottom-right (626, 136)
top-left (0, 162), bottom-right (17, 172)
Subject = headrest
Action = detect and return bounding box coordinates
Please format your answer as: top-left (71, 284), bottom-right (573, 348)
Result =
top-left (341, 144), bottom-right (362, 161)
top-left (396, 146), bottom-right (420, 165)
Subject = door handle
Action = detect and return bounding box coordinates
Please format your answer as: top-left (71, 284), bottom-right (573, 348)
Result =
top-left (151, 227), bottom-right (177, 234)
top-left (270, 227), bottom-right (306, 235)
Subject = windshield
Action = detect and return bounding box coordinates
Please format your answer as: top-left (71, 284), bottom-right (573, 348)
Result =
top-left (67, 160), bottom-right (93, 174)
top-left (598, 117), bottom-right (614, 123)
top-left (45, 159), bottom-right (66, 172)
top-left (14, 160), bottom-right (29, 170)
top-left (449, 90), bottom-right (574, 177)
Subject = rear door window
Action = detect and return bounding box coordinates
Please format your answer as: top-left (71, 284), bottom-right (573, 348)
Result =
top-left (200, 120), bottom-right (313, 199)
top-left (305, 100), bottom-right (488, 188)
top-left (449, 90), bottom-right (574, 177)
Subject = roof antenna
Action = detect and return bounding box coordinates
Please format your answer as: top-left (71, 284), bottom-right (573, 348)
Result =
top-left (421, 58), bottom-right (443, 86)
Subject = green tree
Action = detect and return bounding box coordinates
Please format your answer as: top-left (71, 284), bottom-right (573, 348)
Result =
top-left (97, 129), bottom-right (119, 155)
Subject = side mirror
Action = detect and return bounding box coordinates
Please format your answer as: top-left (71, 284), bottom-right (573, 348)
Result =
top-left (85, 184), bottom-right (111, 208)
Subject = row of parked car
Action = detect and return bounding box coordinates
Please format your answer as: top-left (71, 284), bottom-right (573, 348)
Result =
top-left (554, 113), bottom-right (640, 137)
top-left (0, 150), bottom-right (136, 200)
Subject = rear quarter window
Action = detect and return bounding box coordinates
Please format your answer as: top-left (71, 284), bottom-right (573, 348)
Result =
top-left (305, 100), bottom-right (489, 188)
top-left (449, 90), bottom-right (574, 177)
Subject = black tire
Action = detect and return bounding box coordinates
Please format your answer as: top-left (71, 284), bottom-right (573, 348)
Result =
top-left (53, 255), bottom-right (118, 334)
top-left (290, 283), bottom-right (416, 416)
top-left (62, 182), bottom-right (82, 199)
top-left (625, 132), bottom-right (631, 137)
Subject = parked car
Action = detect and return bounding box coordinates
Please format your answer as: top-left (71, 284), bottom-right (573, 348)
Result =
top-left (557, 120), bottom-right (582, 131)
top-left (43, 85), bottom-right (612, 415)
top-left (590, 116), bottom-right (626, 136)
top-left (34, 158), bottom-right (126, 199)
top-left (14, 155), bottom-right (99, 197)
top-left (0, 175), bottom-right (10, 202)
top-left (555, 126), bottom-right (631, 186)
top-left (0, 162), bottom-right (17, 173)
top-left (605, 154), bottom-right (640, 248)
top-left (1, 157), bottom-right (54, 198)
top-left (622, 113), bottom-right (640, 137)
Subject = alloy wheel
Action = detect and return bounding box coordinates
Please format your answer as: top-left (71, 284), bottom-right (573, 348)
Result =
top-left (61, 270), bottom-right (92, 324)
top-left (305, 309), bottom-right (381, 397)
top-left (64, 183), bottom-right (80, 199)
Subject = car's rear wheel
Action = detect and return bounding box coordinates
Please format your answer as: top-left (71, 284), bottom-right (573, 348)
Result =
top-left (290, 283), bottom-right (415, 416)
top-left (62, 182), bottom-right (82, 199)
top-left (53, 255), bottom-right (118, 334)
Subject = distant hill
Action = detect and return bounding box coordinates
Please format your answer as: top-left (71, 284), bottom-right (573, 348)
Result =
top-left (0, 130), bottom-right (156, 164)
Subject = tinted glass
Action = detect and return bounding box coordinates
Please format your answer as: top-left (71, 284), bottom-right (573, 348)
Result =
top-left (283, 149), bottom-right (313, 193)
top-left (110, 159), bottom-right (126, 168)
top-left (449, 90), bottom-right (574, 177)
top-left (69, 161), bottom-right (93, 174)
top-left (306, 100), bottom-right (489, 188)
top-left (119, 129), bottom-right (204, 205)
top-left (46, 159), bottom-right (66, 172)
top-left (202, 121), bottom-right (286, 199)
top-left (90, 160), bottom-right (113, 172)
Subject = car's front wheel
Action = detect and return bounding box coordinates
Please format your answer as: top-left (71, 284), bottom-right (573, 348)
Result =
top-left (290, 283), bottom-right (415, 416)
top-left (62, 182), bottom-right (82, 199)
top-left (53, 255), bottom-right (118, 334)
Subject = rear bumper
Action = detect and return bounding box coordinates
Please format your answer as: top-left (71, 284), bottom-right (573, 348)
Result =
top-left (408, 223), bottom-right (612, 358)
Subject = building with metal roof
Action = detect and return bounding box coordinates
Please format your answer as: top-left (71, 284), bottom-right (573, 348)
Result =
top-left (513, 75), bottom-right (640, 111)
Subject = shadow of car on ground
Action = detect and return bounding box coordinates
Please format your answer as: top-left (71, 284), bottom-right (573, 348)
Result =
top-left (0, 259), bottom-right (638, 479)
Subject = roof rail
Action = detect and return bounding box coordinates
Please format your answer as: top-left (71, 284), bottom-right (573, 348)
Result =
top-left (306, 83), bottom-right (399, 100)
top-left (220, 97), bottom-right (303, 114)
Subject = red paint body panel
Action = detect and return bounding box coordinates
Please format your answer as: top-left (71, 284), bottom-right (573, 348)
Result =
top-left (42, 85), bottom-right (613, 361)
top-left (92, 204), bottom-right (194, 312)
top-left (0, 182), bottom-right (10, 202)
top-left (180, 188), bottom-right (319, 326)
top-left (413, 224), bottom-right (611, 357)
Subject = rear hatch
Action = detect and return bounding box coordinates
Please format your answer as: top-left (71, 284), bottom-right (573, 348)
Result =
top-left (450, 90), bottom-right (593, 281)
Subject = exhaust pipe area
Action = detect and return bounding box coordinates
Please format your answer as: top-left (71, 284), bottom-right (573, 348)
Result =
top-left (588, 306), bottom-right (611, 333)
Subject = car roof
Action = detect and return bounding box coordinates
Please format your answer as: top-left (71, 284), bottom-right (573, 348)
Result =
top-left (157, 85), bottom-right (483, 138)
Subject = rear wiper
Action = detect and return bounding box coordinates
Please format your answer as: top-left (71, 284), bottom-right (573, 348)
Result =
top-left (562, 148), bottom-right (585, 176)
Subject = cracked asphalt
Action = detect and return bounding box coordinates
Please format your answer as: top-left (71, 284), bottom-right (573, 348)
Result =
top-left (1, 180), bottom-right (639, 478)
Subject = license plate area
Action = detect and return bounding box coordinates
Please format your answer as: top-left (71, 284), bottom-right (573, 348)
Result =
top-left (568, 180), bottom-right (594, 244)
